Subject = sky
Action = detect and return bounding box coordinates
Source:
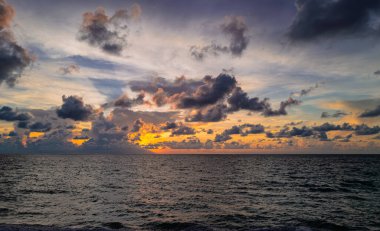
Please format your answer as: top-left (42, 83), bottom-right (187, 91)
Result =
top-left (0, 0), bottom-right (380, 154)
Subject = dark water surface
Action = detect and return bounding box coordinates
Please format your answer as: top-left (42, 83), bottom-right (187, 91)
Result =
top-left (0, 154), bottom-right (379, 231)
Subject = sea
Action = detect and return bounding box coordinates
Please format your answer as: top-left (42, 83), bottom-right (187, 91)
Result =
top-left (0, 154), bottom-right (379, 231)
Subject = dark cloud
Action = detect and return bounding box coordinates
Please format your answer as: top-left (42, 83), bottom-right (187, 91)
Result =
top-left (129, 75), bottom-right (204, 106)
top-left (190, 15), bottom-right (249, 60)
top-left (176, 74), bottom-right (237, 108)
top-left (115, 92), bottom-right (145, 107)
top-left (374, 70), bottom-right (380, 75)
top-left (186, 104), bottom-right (227, 122)
top-left (90, 114), bottom-right (128, 143)
top-left (56, 95), bottom-right (95, 121)
top-left (227, 87), bottom-right (269, 112)
top-left (103, 92), bottom-right (146, 108)
top-left (313, 122), bottom-right (353, 132)
top-left (171, 125), bottom-right (196, 136)
top-left (0, 0), bottom-right (34, 87)
top-left (222, 15), bottom-right (249, 56)
top-left (28, 122), bottom-right (52, 132)
top-left (214, 123), bottom-right (265, 142)
top-left (289, 126), bottom-right (314, 137)
top-left (59, 64), bottom-right (80, 75)
top-left (263, 97), bottom-right (301, 117)
top-left (355, 124), bottom-right (380, 135)
top-left (359, 105), bottom-right (380, 117)
top-left (0, 106), bottom-right (31, 122)
top-left (321, 111), bottom-right (349, 118)
top-left (131, 119), bottom-right (144, 132)
top-left (288, 0), bottom-right (380, 41)
top-left (129, 73), bottom-right (304, 121)
top-left (161, 121), bottom-right (178, 130)
top-left (78, 4), bottom-right (141, 55)
top-left (214, 133), bottom-right (232, 142)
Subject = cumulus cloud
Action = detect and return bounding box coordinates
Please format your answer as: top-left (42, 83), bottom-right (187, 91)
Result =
top-left (176, 74), bottom-right (237, 108)
top-left (214, 124), bottom-right (265, 142)
top-left (190, 15), bottom-right (249, 60)
top-left (0, 106), bottom-right (31, 122)
top-left (78, 4), bottom-right (141, 55)
top-left (56, 95), bottom-right (95, 121)
top-left (28, 122), bottom-right (52, 132)
top-left (128, 73), bottom-right (304, 121)
top-left (227, 87), bottom-right (269, 112)
top-left (59, 64), bottom-right (80, 75)
top-left (359, 105), bottom-right (380, 117)
top-left (171, 125), bottom-right (196, 136)
top-left (186, 104), bottom-right (228, 122)
top-left (288, 0), bottom-right (380, 41)
top-left (0, 0), bottom-right (34, 87)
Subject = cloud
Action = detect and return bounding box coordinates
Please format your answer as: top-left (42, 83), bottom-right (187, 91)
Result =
top-left (262, 97), bottom-right (301, 117)
top-left (129, 75), bottom-right (204, 106)
top-left (186, 104), bottom-right (227, 122)
top-left (355, 124), bottom-right (380, 135)
top-left (59, 64), bottom-right (80, 75)
top-left (288, 0), bottom-right (380, 41)
top-left (56, 95), bottom-right (95, 121)
top-left (0, 0), bottom-right (34, 87)
top-left (321, 111), bottom-right (349, 118)
top-left (359, 105), bottom-right (380, 117)
top-left (171, 125), bottom-right (196, 136)
top-left (131, 119), bottom-right (144, 132)
top-left (214, 123), bottom-right (265, 142)
top-left (128, 73), bottom-right (304, 121)
top-left (103, 92), bottom-right (146, 109)
top-left (222, 15), bottom-right (250, 56)
top-left (374, 70), bottom-right (380, 75)
top-left (227, 87), bottom-right (269, 112)
top-left (0, 106), bottom-right (32, 122)
top-left (90, 113), bottom-right (128, 143)
top-left (78, 4), bottom-right (141, 55)
top-left (28, 122), bottom-right (52, 132)
top-left (161, 121), bottom-right (178, 130)
top-left (189, 43), bottom-right (229, 61)
top-left (176, 74), bottom-right (237, 108)
top-left (190, 16), bottom-right (249, 60)
top-left (291, 82), bottom-right (322, 97)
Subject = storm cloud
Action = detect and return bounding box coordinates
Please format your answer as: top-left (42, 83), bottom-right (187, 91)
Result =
top-left (56, 95), bottom-right (95, 121)
top-left (78, 4), bottom-right (141, 55)
top-left (288, 0), bottom-right (380, 41)
top-left (0, 0), bottom-right (34, 87)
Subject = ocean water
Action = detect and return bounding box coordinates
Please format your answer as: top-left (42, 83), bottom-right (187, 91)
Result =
top-left (0, 154), bottom-right (379, 231)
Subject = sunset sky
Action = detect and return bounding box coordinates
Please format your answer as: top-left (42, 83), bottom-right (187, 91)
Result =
top-left (1, 0), bottom-right (380, 154)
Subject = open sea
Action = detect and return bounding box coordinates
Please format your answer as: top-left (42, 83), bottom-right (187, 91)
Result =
top-left (0, 154), bottom-right (379, 231)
